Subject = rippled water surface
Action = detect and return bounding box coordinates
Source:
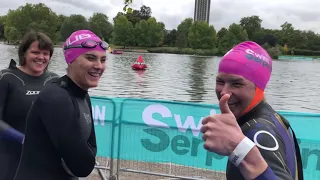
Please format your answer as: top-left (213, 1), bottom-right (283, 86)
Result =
top-left (1, 43), bottom-right (319, 113)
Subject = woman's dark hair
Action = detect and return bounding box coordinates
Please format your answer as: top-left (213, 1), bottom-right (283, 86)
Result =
top-left (18, 31), bottom-right (54, 66)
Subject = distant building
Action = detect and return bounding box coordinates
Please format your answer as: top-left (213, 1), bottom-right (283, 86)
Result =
top-left (194, 0), bottom-right (211, 23)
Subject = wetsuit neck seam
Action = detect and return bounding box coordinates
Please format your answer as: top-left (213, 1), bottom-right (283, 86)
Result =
top-left (237, 101), bottom-right (267, 126)
top-left (61, 75), bottom-right (87, 98)
top-left (9, 59), bottom-right (48, 80)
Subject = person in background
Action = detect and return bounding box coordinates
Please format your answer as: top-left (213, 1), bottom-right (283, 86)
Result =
top-left (14, 30), bottom-right (107, 180)
top-left (0, 31), bottom-right (59, 180)
top-left (201, 41), bottom-right (303, 180)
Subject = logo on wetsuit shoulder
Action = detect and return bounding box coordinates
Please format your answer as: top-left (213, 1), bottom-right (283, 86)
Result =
top-left (245, 49), bottom-right (272, 72)
top-left (83, 113), bottom-right (92, 124)
top-left (26, 90), bottom-right (40, 95)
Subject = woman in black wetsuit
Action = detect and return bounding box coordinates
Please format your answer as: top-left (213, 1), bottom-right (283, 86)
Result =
top-left (14, 30), bottom-right (107, 180)
top-left (0, 31), bottom-right (59, 180)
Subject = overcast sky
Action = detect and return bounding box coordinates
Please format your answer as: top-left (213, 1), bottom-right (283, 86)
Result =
top-left (0, 0), bottom-right (319, 33)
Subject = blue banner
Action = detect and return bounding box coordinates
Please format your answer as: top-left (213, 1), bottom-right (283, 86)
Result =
top-left (90, 96), bottom-right (320, 180)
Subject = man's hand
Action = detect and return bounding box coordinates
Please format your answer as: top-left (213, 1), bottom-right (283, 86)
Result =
top-left (200, 94), bottom-right (246, 156)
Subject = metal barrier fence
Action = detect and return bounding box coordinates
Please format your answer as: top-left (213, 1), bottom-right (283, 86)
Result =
top-left (90, 97), bottom-right (320, 180)
top-left (93, 98), bottom-right (116, 180)
top-left (115, 123), bottom-right (226, 180)
top-left (94, 161), bottom-right (109, 180)
top-left (91, 98), bottom-right (229, 180)
top-left (93, 125), bottom-right (226, 180)
top-left (115, 98), bottom-right (226, 180)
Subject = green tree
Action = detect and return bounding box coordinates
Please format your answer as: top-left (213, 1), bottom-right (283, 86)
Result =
top-left (250, 28), bottom-right (266, 45)
top-left (290, 30), bottom-right (306, 49)
top-left (240, 15), bottom-right (262, 41)
top-left (188, 21), bottom-right (216, 49)
top-left (112, 15), bottom-right (134, 47)
top-left (56, 15), bottom-right (67, 32)
top-left (4, 26), bottom-right (19, 43)
top-left (139, 5), bottom-right (152, 20)
top-left (117, 5), bottom-right (152, 27)
top-left (2, 1), bottom-right (320, 57)
top-left (123, 5), bottom-right (152, 26)
top-left (303, 30), bottom-right (320, 51)
top-left (113, 12), bottom-right (125, 23)
top-left (280, 22), bottom-right (295, 47)
top-left (216, 28), bottom-right (228, 41)
top-left (146, 17), bottom-right (164, 46)
top-left (5, 3), bottom-right (58, 41)
top-left (283, 43), bottom-right (289, 54)
top-left (123, 0), bottom-right (133, 13)
top-left (217, 28), bottom-right (237, 54)
top-left (0, 15), bottom-right (6, 40)
top-left (176, 18), bottom-right (193, 48)
top-left (164, 29), bottom-right (177, 46)
top-left (125, 10), bottom-right (141, 27)
top-left (60, 14), bottom-right (89, 40)
top-left (134, 20), bottom-right (148, 46)
top-left (55, 15), bottom-right (67, 42)
top-left (228, 23), bottom-right (248, 43)
top-left (133, 17), bottom-right (163, 47)
top-left (89, 13), bottom-right (113, 42)
top-left (262, 34), bottom-right (278, 47)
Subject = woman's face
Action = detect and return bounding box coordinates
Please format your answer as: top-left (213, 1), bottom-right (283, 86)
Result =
top-left (23, 40), bottom-right (50, 76)
top-left (68, 50), bottom-right (106, 90)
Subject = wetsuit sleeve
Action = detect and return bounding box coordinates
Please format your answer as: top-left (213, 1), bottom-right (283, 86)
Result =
top-left (0, 70), bottom-right (9, 120)
top-left (255, 166), bottom-right (277, 180)
top-left (0, 70), bottom-right (25, 144)
top-left (86, 95), bottom-right (97, 155)
top-left (37, 88), bottom-right (96, 177)
top-left (243, 118), bottom-right (294, 180)
top-left (0, 120), bottom-right (25, 144)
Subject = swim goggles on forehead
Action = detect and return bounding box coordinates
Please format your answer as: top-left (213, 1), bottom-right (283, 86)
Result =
top-left (63, 40), bottom-right (109, 50)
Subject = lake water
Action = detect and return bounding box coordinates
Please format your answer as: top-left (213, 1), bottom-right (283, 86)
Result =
top-left (1, 43), bottom-right (319, 113)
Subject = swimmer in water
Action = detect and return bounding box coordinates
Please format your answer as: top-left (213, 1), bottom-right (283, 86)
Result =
top-left (201, 41), bottom-right (303, 180)
top-left (14, 30), bottom-right (107, 180)
top-left (0, 31), bottom-right (59, 180)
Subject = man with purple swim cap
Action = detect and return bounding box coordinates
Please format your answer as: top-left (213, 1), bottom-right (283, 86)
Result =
top-left (201, 41), bottom-right (303, 180)
top-left (219, 41), bottom-right (272, 91)
top-left (14, 30), bottom-right (107, 180)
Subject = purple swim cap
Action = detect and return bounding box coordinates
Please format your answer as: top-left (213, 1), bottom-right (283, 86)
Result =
top-left (218, 41), bottom-right (272, 91)
top-left (63, 30), bottom-right (105, 64)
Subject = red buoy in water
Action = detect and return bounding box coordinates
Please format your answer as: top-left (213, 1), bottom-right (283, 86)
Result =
top-left (132, 55), bottom-right (147, 70)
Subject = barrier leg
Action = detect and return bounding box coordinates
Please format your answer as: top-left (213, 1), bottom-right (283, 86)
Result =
top-left (95, 161), bottom-right (108, 180)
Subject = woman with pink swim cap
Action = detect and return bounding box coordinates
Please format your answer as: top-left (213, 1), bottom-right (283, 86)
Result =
top-left (14, 30), bottom-right (107, 180)
top-left (201, 41), bottom-right (303, 180)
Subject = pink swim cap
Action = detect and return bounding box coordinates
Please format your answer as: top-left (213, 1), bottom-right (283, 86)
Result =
top-left (218, 41), bottom-right (272, 91)
top-left (63, 30), bottom-right (105, 64)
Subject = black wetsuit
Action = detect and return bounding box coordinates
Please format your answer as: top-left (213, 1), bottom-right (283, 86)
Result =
top-left (14, 75), bottom-right (97, 180)
top-left (226, 101), bottom-right (303, 180)
top-left (0, 59), bottom-right (59, 180)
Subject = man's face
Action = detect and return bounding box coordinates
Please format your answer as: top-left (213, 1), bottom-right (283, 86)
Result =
top-left (215, 73), bottom-right (256, 119)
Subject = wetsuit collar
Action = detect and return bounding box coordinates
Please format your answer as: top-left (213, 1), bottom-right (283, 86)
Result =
top-left (9, 59), bottom-right (49, 79)
top-left (9, 59), bottom-right (17, 69)
top-left (60, 75), bottom-right (88, 98)
top-left (237, 101), bottom-right (269, 126)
